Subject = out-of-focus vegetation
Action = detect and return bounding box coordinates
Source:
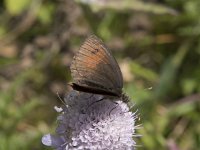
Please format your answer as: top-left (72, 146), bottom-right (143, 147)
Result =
top-left (0, 0), bottom-right (200, 149)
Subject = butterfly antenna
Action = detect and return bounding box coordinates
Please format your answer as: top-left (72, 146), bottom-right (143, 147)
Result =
top-left (56, 92), bottom-right (67, 106)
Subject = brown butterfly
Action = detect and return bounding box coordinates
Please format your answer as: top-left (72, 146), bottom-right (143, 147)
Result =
top-left (70, 35), bottom-right (124, 98)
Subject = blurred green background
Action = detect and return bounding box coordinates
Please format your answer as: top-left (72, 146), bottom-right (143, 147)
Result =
top-left (0, 0), bottom-right (200, 149)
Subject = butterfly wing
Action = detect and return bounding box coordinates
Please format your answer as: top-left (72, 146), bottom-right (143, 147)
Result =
top-left (70, 35), bottom-right (123, 96)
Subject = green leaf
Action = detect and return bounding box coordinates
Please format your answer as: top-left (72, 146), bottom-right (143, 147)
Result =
top-left (38, 4), bottom-right (55, 24)
top-left (181, 79), bottom-right (197, 95)
top-left (154, 42), bottom-right (189, 99)
top-left (5, 0), bottom-right (31, 15)
top-left (75, 0), bottom-right (178, 15)
top-left (130, 61), bottom-right (158, 82)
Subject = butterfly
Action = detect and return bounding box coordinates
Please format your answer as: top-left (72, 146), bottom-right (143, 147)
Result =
top-left (70, 35), bottom-right (127, 100)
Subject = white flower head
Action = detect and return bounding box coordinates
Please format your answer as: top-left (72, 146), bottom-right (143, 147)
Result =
top-left (42, 90), bottom-right (137, 150)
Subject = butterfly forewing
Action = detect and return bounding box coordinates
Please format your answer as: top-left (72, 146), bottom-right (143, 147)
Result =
top-left (70, 35), bottom-right (123, 96)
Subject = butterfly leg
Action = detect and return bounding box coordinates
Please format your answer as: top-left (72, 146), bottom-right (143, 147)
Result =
top-left (85, 97), bottom-right (106, 112)
top-left (108, 102), bottom-right (119, 117)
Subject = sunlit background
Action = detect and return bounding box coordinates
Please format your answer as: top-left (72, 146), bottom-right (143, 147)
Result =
top-left (0, 0), bottom-right (200, 149)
